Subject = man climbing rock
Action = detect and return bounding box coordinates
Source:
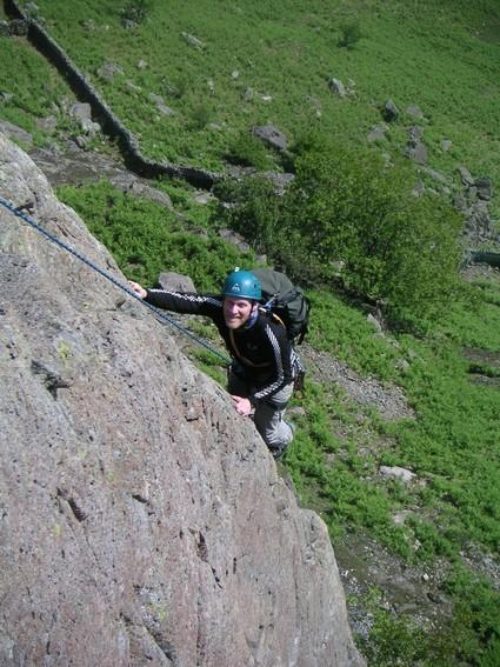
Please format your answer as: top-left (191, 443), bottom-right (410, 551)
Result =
top-left (128, 268), bottom-right (296, 458)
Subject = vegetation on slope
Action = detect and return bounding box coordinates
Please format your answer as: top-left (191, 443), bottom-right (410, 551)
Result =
top-left (1, 0), bottom-right (500, 664)
top-left (57, 179), bottom-right (500, 666)
top-left (3, 1), bottom-right (500, 217)
top-left (213, 137), bottom-right (463, 327)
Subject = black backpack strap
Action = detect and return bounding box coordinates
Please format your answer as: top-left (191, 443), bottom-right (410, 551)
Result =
top-left (228, 328), bottom-right (273, 369)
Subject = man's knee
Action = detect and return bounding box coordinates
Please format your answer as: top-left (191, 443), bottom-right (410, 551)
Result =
top-left (256, 413), bottom-right (293, 449)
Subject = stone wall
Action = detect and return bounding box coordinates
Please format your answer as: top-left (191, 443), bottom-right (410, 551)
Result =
top-left (4, 0), bottom-right (219, 189)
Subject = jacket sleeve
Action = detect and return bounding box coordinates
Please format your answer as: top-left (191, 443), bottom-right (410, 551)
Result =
top-left (251, 323), bottom-right (294, 402)
top-left (145, 289), bottom-right (222, 317)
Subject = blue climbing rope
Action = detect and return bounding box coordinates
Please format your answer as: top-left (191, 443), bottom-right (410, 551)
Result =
top-left (0, 194), bottom-right (231, 364)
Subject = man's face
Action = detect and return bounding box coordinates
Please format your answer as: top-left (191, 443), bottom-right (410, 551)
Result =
top-left (223, 297), bottom-right (255, 329)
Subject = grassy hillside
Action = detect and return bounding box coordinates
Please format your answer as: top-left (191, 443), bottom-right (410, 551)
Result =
top-left (2, 1), bottom-right (500, 218)
top-left (1, 1), bottom-right (499, 664)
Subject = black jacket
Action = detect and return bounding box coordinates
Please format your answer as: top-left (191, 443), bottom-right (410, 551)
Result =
top-left (145, 289), bottom-right (295, 401)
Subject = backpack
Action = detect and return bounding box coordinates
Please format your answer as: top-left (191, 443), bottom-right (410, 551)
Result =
top-left (252, 268), bottom-right (310, 344)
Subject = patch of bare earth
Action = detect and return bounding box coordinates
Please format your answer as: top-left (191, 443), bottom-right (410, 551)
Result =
top-left (302, 345), bottom-right (415, 421)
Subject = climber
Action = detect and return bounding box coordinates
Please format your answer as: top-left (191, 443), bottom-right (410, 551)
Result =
top-left (128, 269), bottom-right (296, 458)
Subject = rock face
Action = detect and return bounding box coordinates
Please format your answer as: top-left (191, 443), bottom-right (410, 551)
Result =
top-left (0, 132), bottom-right (363, 666)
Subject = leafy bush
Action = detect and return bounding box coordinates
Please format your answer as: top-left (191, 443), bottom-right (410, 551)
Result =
top-left (57, 181), bottom-right (255, 290)
top-left (224, 131), bottom-right (272, 169)
top-left (215, 138), bottom-right (463, 327)
top-left (287, 140), bottom-right (462, 321)
top-left (120, 0), bottom-right (151, 25)
top-left (338, 21), bottom-right (362, 49)
top-left (212, 176), bottom-right (285, 255)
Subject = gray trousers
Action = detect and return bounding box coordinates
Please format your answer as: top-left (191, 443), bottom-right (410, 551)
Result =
top-left (228, 367), bottom-right (294, 452)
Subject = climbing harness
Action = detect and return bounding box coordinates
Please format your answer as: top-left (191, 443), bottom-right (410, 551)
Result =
top-left (0, 194), bottom-right (231, 364)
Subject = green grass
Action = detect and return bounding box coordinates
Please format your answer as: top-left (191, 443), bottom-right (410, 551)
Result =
top-left (283, 280), bottom-right (500, 663)
top-left (307, 289), bottom-right (403, 380)
top-left (9, 0), bottom-right (497, 219)
top-left (0, 32), bottom-right (78, 144)
top-left (56, 180), bottom-right (256, 289)
top-left (287, 277), bottom-right (500, 562)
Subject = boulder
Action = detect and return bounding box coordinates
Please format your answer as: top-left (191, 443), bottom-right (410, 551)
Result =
top-left (421, 166), bottom-right (449, 185)
top-left (69, 102), bottom-right (101, 135)
top-left (464, 200), bottom-right (495, 241)
top-left (262, 171), bottom-right (295, 195)
top-left (406, 104), bottom-right (424, 119)
top-left (219, 228), bottom-right (251, 252)
top-left (406, 126), bottom-right (427, 165)
top-left (379, 466), bottom-right (416, 484)
top-left (328, 78), bottom-right (347, 98)
top-left (474, 177), bottom-right (493, 201)
top-left (455, 169), bottom-right (495, 242)
top-left (381, 99), bottom-right (399, 122)
top-left (406, 142), bottom-right (428, 165)
top-left (252, 124), bottom-right (288, 151)
top-left (97, 61), bottom-right (124, 82)
top-left (109, 173), bottom-right (174, 210)
top-left (0, 131), bottom-right (364, 666)
top-left (181, 31), bottom-right (205, 49)
top-left (458, 165), bottom-right (475, 188)
top-left (8, 19), bottom-right (28, 36)
top-left (36, 115), bottom-right (58, 133)
top-left (0, 119), bottom-right (33, 146)
top-left (367, 124), bottom-right (388, 143)
top-left (148, 93), bottom-right (175, 117)
top-left (193, 191), bottom-right (215, 205)
top-left (367, 313), bottom-right (383, 333)
top-left (158, 272), bottom-right (196, 292)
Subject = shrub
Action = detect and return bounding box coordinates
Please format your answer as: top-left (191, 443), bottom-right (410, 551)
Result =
top-left (338, 20), bottom-right (362, 49)
top-left (224, 131), bottom-right (271, 169)
top-left (212, 176), bottom-right (285, 255)
top-left (190, 103), bottom-right (213, 130)
top-left (120, 0), bottom-right (151, 25)
top-left (216, 137), bottom-right (463, 326)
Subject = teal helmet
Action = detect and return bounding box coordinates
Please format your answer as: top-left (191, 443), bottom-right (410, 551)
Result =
top-left (222, 268), bottom-right (262, 300)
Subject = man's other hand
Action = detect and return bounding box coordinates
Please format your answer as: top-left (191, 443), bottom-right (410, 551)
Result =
top-left (231, 395), bottom-right (253, 416)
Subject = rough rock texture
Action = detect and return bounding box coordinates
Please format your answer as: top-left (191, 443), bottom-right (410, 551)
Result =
top-left (0, 132), bottom-right (363, 666)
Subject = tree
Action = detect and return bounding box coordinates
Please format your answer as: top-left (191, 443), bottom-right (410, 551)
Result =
top-left (283, 141), bottom-right (462, 324)
top-left (214, 138), bottom-right (462, 327)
